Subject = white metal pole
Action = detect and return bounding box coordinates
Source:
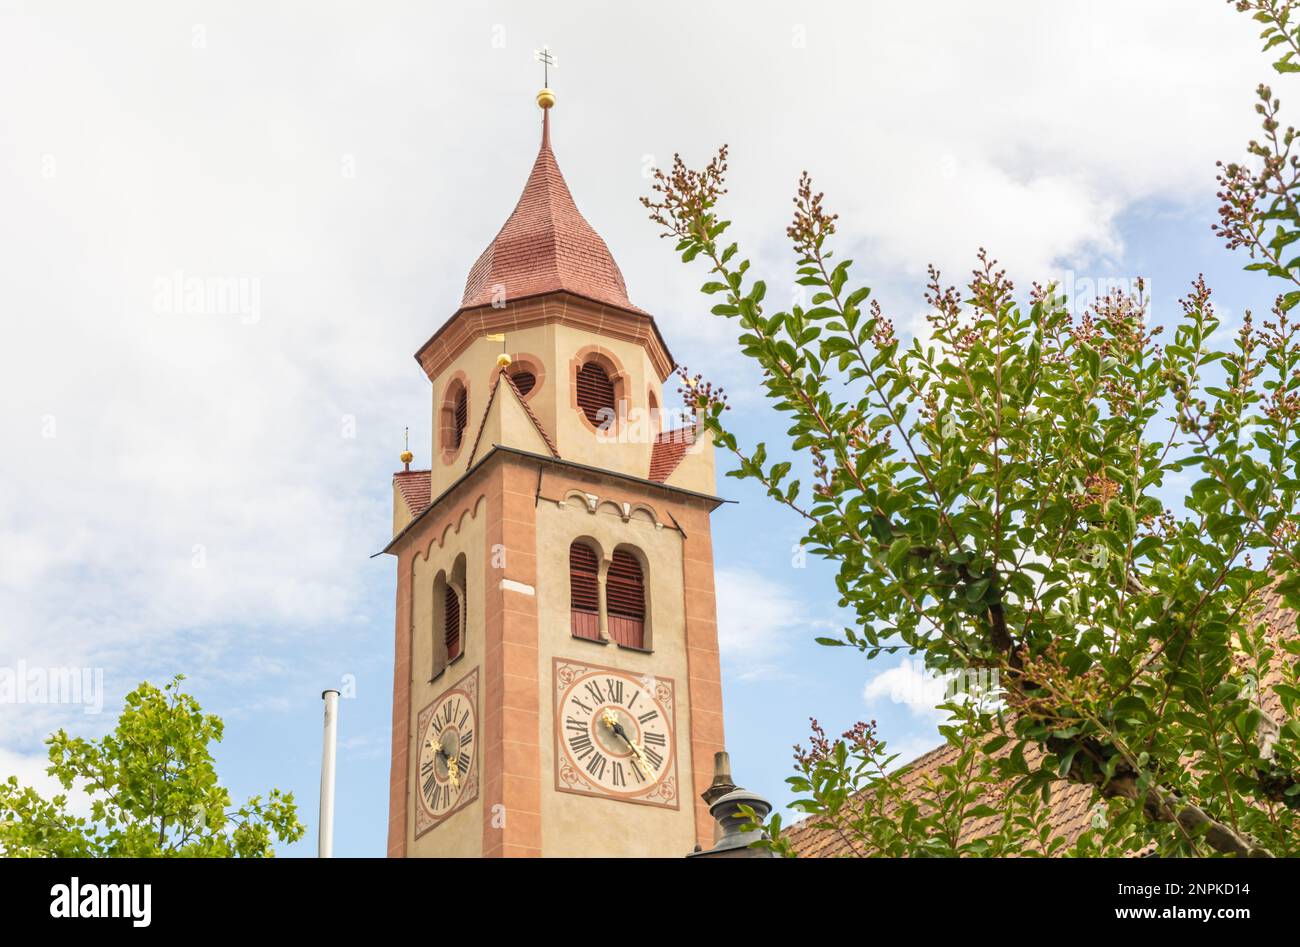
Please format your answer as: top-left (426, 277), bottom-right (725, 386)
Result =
top-left (319, 688), bottom-right (340, 858)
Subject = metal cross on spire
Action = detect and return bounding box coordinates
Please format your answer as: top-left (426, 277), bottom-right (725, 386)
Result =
top-left (533, 45), bottom-right (557, 87)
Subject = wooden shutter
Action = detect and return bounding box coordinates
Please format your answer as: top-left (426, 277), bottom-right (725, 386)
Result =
top-left (510, 369), bottom-right (536, 397)
top-left (444, 585), bottom-right (461, 661)
top-left (576, 362), bottom-right (615, 426)
top-left (453, 387), bottom-right (468, 449)
top-left (569, 542), bottom-right (600, 640)
top-left (606, 549), bottom-right (645, 649)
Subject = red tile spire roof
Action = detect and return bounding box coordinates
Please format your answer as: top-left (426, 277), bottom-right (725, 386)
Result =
top-left (460, 107), bottom-right (643, 314)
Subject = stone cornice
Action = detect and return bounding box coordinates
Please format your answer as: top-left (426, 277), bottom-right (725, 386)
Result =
top-left (413, 290), bottom-right (676, 383)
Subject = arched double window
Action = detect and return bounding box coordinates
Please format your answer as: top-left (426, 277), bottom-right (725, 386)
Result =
top-left (444, 584), bottom-right (462, 661)
top-left (605, 550), bottom-right (645, 649)
top-left (432, 555), bottom-right (468, 679)
top-left (568, 541), bottom-right (646, 650)
top-left (569, 541), bottom-right (601, 641)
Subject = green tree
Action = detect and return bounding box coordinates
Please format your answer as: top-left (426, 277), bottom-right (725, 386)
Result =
top-left (643, 1), bottom-right (1300, 857)
top-left (0, 675), bottom-right (305, 857)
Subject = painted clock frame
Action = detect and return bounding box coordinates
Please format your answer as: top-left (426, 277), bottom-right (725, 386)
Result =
top-left (413, 665), bottom-right (479, 838)
top-left (552, 657), bottom-right (679, 810)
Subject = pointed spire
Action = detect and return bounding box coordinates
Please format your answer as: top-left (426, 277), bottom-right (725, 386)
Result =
top-left (459, 89), bottom-right (642, 314)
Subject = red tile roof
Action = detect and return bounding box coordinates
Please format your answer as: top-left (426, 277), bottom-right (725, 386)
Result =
top-left (786, 586), bottom-right (1299, 857)
top-left (648, 426), bottom-right (697, 482)
top-left (461, 111), bottom-right (643, 314)
top-left (393, 469), bottom-right (432, 517)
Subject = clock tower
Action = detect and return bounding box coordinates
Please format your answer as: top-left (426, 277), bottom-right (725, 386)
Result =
top-left (380, 86), bottom-right (726, 857)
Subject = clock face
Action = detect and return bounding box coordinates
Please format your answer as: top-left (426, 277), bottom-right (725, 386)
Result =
top-left (553, 659), bottom-right (678, 808)
top-left (414, 667), bottom-right (478, 835)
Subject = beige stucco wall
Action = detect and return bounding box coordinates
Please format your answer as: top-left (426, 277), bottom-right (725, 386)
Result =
top-left (393, 481), bottom-right (414, 536)
top-left (424, 319), bottom-right (683, 492)
top-left (531, 490), bottom-right (698, 857)
top-left (428, 325), bottom-right (557, 500)
top-left (663, 427), bottom-right (717, 496)
top-left (406, 494), bottom-right (489, 858)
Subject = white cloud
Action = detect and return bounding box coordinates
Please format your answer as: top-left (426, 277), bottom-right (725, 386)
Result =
top-left (863, 659), bottom-right (949, 720)
top-left (0, 2), bottom-right (1272, 762)
top-left (715, 566), bottom-right (831, 679)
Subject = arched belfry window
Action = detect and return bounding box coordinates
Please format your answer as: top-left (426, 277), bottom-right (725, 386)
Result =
top-left (509, 367), bottom-right (536, 397)
top-left (569, 541), bottom-right (600, 641)
top-left (606, 549), bottom-right (645, 649)
top-left (444, 584), bottom-right (462, 661)
top-left (440, 376), bottom-right (470, 460)
top-left (576, 361), bottom-right (616, 427)
top-left (453, 387), bottom-right (468, 447)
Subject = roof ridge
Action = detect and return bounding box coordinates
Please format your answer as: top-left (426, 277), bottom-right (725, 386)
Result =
top-left (464, 368), bottom-right (561, 470)
top-left (501, 368), bottom-right (561, 458)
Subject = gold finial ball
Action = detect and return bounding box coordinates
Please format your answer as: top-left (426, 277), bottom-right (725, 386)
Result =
top-left (496, 352), bottom-right (513, 368)
top-left (536, 87), bottom-right (556, 109)
top-left (400, 450), bottom-right (413, 464)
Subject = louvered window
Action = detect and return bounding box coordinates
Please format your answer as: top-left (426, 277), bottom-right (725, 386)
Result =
top-left (569, 542), bottom-right (600, 640)
top-left (510, 369), bottom-right (536, 397)
top-left (576, 361), bottom-right (615, 427)
top-left (606, 549), bottom-right (645, 649)
top-left (444, 585), bottom-right (462, 661)
top-left (452, 387), bottom-right (468, 449)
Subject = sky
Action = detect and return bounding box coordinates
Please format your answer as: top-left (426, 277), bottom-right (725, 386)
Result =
top-left (0, 0), bottom-right (1280, 856)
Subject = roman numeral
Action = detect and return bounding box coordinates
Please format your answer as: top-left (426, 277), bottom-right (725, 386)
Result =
top-left (637, 710), bottom-right (659, 725)
top-left (612, 762), bottom-right (625, 787)
top-left (643, 732), bottom-right (666, 747)
top-left (457, 751), bottom-right (471, 770)
top-left (568, 732), bottom-right (594, 760)
top-left (584, 681), bottom-right (605, 705)
top-left (458, 707), bottom-right (470, 729)
top-left (644, 746), bottom-right (664, 770)
top-left (571, 697), bottom-right (593, 715)
top-left (585, 752), bottom-right (608, 780)
top-left (460, 730), bottom-right (474, 747)
top-left (605, 678), bottom-right (624, 704)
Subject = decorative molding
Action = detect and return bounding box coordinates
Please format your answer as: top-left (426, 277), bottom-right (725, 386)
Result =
top-left (414, 292), bottom-right (675, 384)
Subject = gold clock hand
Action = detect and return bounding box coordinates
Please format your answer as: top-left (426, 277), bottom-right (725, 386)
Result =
top-left (601, 711), bottom-right (651, 776)
top-left (439, 743), bottom-right (461, 791)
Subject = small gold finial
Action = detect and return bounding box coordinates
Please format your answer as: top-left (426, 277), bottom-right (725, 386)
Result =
top-left (496, 352), bottom-right (513, 368)
top-left (400, 427), bottom-right (413, 470)
top-left (536, 87), bottom-right (555, 110)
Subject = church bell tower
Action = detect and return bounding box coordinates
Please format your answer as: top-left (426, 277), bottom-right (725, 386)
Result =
top-left (381, 83), bottom-right (726, 857)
